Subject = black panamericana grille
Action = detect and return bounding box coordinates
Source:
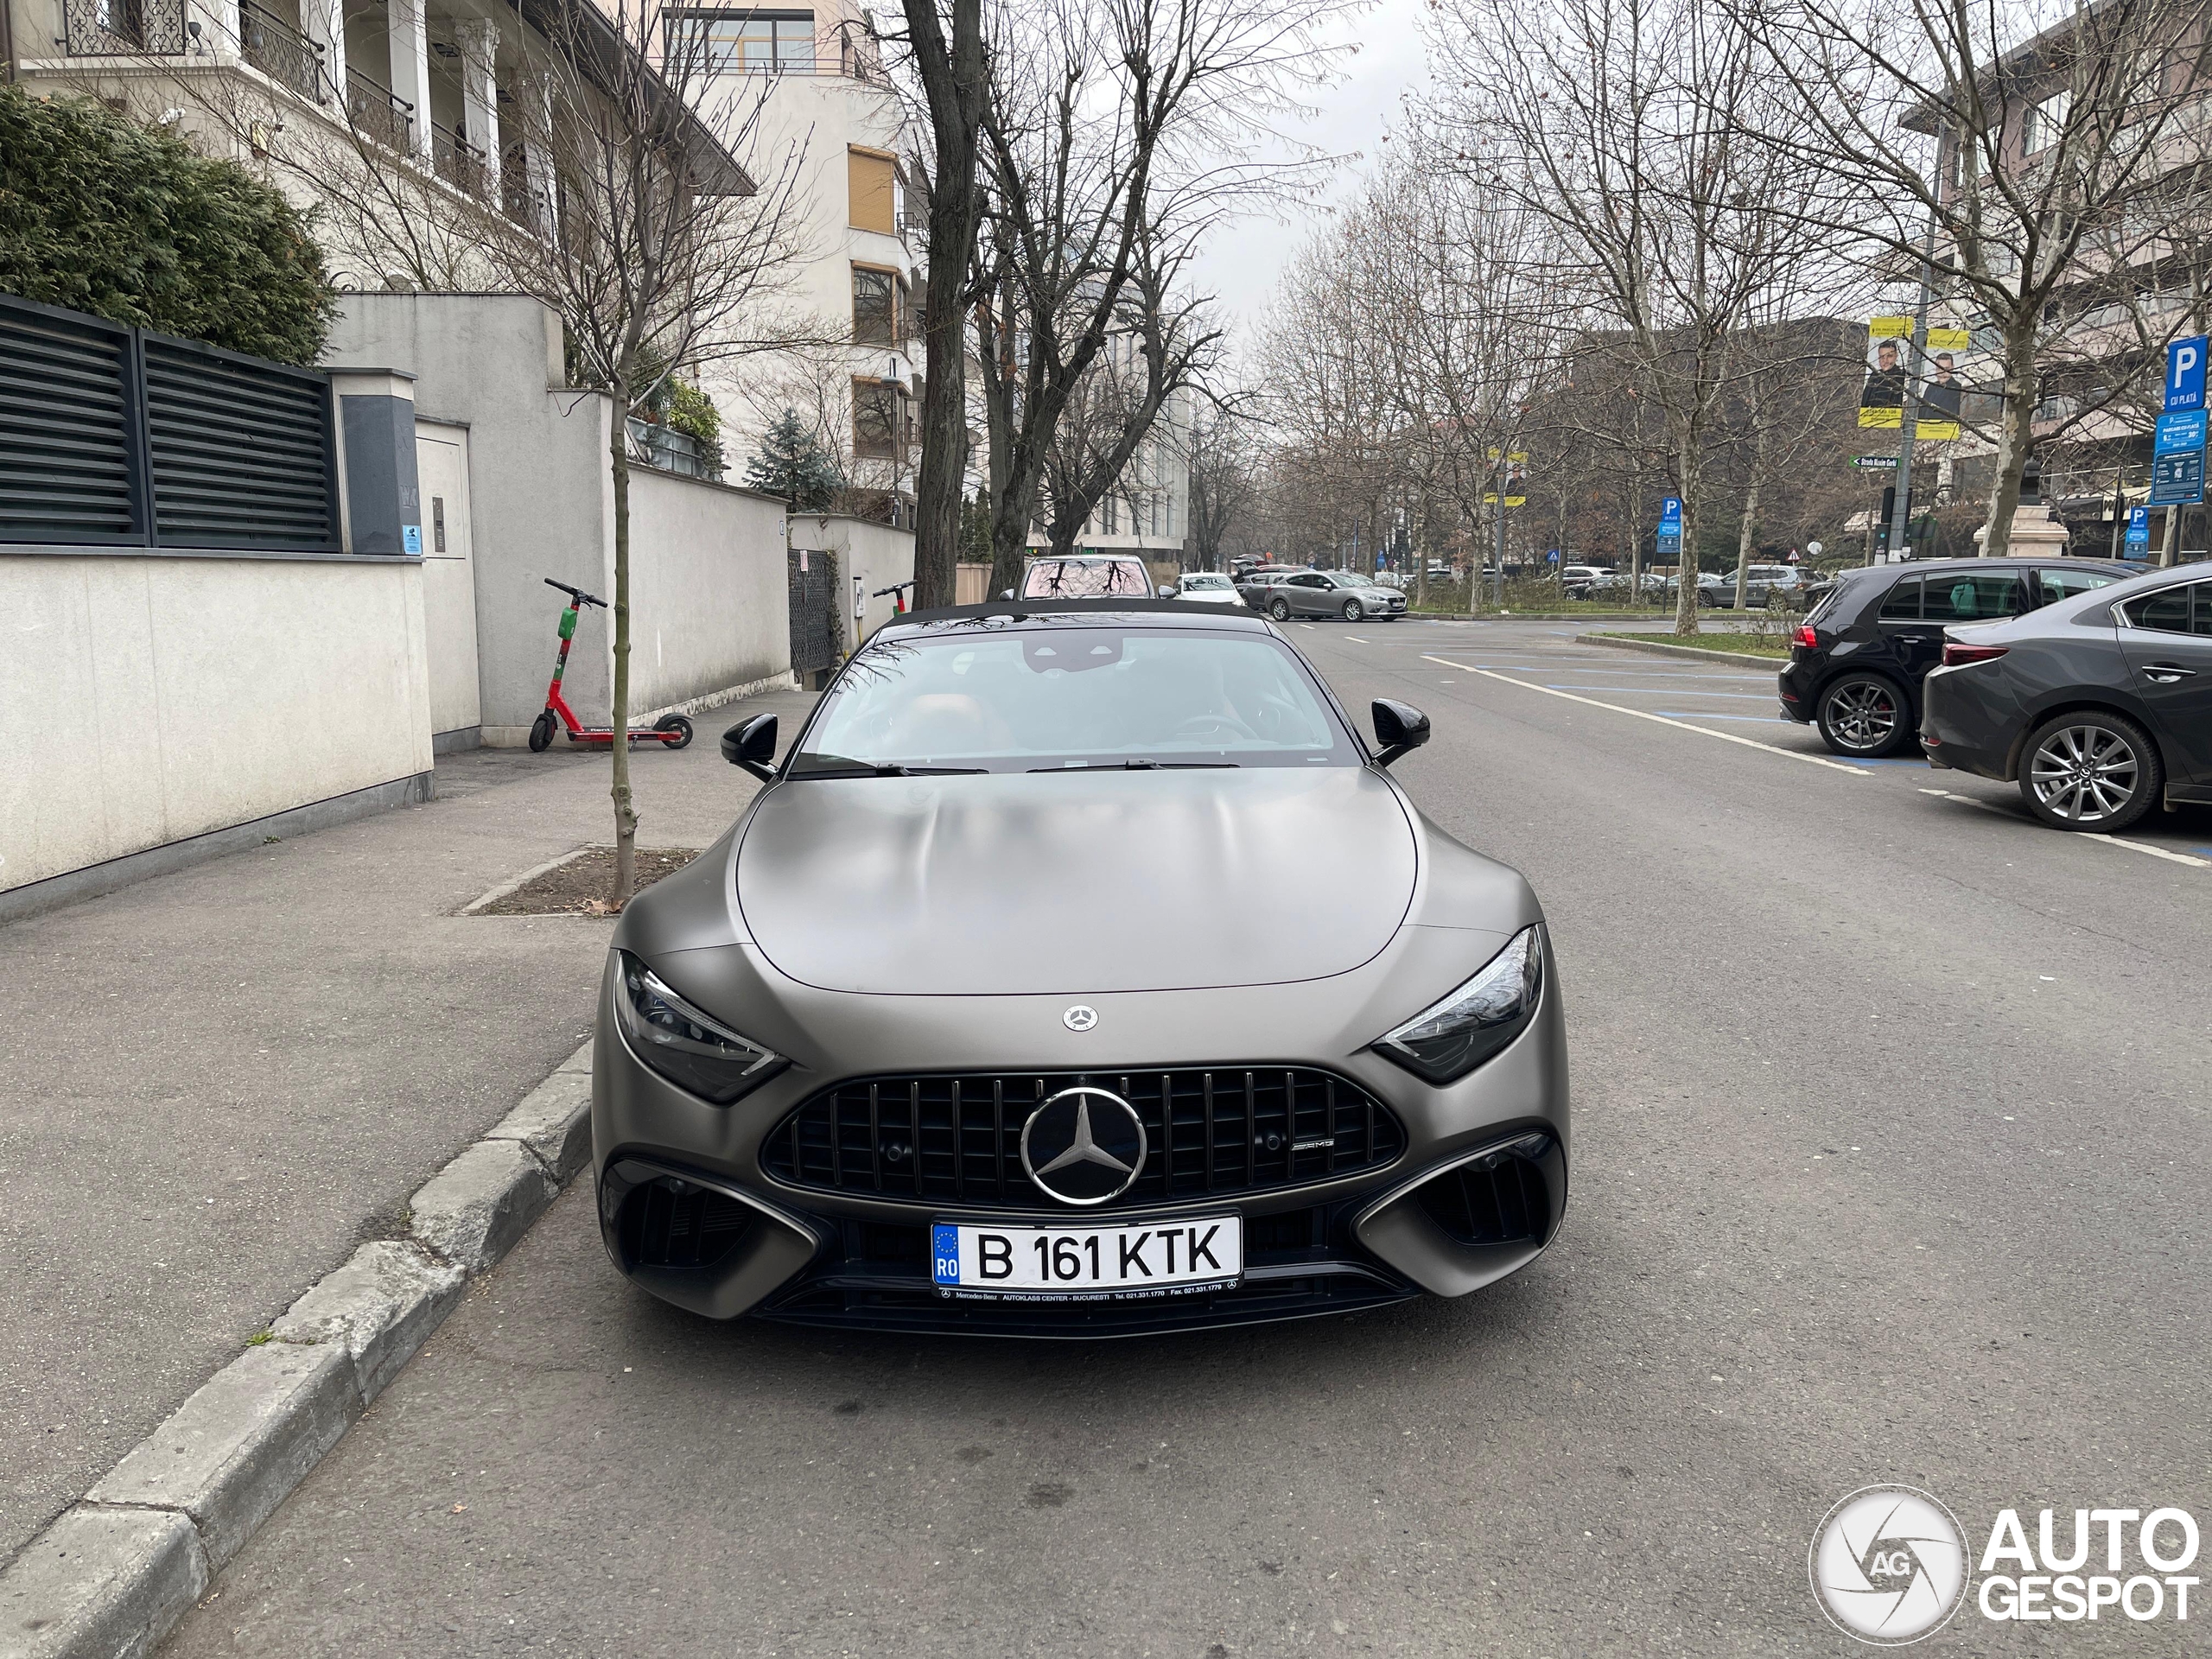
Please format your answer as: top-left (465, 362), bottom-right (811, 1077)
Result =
top-left (761, 1069), bottom-right (1405, 1209)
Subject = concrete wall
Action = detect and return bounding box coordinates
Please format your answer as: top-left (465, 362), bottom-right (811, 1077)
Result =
top-left (791, 515), bottom-right (917, 642)
top-left (326, 295), bottom-right (793, 743)
top-left (326, 295), bottom-right (607, 744)
top-left (625, 470), bottom-right (791, 713)
top-left (0, 552), bottom-right (433, 896)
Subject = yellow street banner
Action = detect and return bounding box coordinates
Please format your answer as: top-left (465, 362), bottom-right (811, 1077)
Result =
top-left (1869, 316), bottom-right (1912, 338)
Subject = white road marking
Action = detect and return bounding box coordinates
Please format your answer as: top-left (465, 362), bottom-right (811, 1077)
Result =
top-left (1918, 786), bottom-right (2004, 814)
top-left (1423, 656), bottom-right (1871, 776)
top-left (1918, 787), bottom-right (2209, 867)
top-left (2088, 835), bottom-right (2212, 868)
top-left (1344, 635), bottom-right (1370, 643)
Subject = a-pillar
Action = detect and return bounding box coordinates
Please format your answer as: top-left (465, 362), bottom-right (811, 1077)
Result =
top-left (454, 17), bottom-right (500, 194)
top-left (297, 0), bottom-right (347, 102)
top-left (385, 0), bottom-right (435, 158)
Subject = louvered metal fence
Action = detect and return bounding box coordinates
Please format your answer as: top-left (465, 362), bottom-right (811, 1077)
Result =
top-left (0, 292), bottom-right (340, 552)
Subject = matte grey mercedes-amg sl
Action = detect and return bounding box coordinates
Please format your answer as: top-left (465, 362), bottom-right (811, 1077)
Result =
top-left (593, 600), bottom-right (1568, 1334)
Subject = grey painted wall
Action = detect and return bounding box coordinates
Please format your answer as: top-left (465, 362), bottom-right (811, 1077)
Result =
top-left (325, 296), bottom-right (796, 741)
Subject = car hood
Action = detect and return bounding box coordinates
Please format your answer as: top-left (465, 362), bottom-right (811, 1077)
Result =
top-left (735, 768), bottom-right (1418, 995)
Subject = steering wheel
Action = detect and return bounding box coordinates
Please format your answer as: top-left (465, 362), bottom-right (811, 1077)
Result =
top-left (1173, 711), bottom-right (1257, 742)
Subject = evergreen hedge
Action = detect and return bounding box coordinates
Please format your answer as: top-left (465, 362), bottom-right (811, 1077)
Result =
top-left (0, 86), bottom-right (335, 364)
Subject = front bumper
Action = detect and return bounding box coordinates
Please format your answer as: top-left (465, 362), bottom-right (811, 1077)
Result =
top-left (591, 932), bottom-right (1571, 1336)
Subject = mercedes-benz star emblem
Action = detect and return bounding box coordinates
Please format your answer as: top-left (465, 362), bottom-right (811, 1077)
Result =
top-left (1062, 1004), bottom-right (1098, 1032)
top-left (1020, 1087), bottom-right (1146, 1205)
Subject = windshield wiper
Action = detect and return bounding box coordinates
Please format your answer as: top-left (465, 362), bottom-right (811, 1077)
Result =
top-left (791, 763), bottom-right (989, 779)
top-left (1027, 760), bottom-right (1242, 772)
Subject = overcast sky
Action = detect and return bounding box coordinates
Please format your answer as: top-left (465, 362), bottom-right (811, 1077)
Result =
top-left (1190, 0), bottom-right (1432, 339)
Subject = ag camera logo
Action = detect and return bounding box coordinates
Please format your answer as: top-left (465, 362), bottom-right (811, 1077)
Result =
top-left (1810, 1486), bottom-right (1970, 1645)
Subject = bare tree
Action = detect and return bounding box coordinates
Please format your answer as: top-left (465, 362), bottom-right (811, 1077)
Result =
top-left (1427, 0), bottom-right (1834, 633)
top-left (969, 0), bottom-right (1346, 592)
top-left (1751, 0), bottom-right (2212, 556)
top-left (885, 0), bottom-right (989, 607)
top-left (1186, 405), bottom-right (1258, 570)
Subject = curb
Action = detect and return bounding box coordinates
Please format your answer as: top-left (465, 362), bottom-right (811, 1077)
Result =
top-left (0, 1040), bottom-right (596, 1658)
top-left (1576, 633), bottom-right (1792, 669)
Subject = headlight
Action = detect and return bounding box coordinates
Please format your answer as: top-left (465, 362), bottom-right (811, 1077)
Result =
top-left (612, 950), bottom-right (785, 1104)
top-left (1372, 925), bottom-right (1543, 1084)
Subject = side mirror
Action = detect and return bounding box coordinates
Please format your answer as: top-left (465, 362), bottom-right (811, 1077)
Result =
top-left (1159, 585), bottom-right (1177, 599)
top-left (721, 713), bottom-right (779, 782)
top-left (1371, 698), bottom-right (1430, 767)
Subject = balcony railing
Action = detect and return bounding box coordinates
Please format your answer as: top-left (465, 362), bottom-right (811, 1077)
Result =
top-left (240, 0), bottom-right (327, 102)
top-left (431, 120), bottom-right (492, 200)
top-left (346, 66), bottom-right (414, 152)
top-left (627, 417), bottom-right (708, 479)
top-left (60, 0), bottom-right (185, 54)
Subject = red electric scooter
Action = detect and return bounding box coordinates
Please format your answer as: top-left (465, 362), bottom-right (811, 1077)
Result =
top-left (527, 578), bottom-right (695, 753)
top-left (873, 580), bottom-right (916, 614)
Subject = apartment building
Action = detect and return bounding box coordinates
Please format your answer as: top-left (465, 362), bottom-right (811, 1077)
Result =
top-left (6, 0), bottom-right (577, 232)
top-left (683, 0), bottom-right (921, 519)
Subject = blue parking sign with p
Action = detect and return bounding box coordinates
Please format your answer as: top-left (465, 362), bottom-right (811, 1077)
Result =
top-left (2167, 335), bottom-right (2206, 413)
top-left (2126, 506), bottom-right (2150, 552)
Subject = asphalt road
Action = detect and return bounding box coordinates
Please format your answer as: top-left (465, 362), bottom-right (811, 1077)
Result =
top-left (162, 620), bottom-right (2212, 1656)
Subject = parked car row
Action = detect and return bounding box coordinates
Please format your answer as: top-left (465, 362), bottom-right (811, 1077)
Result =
top-left (1234, 566), bottom-right (1410, 620)
top-left (1777, 556), bottom-right (2212, 831)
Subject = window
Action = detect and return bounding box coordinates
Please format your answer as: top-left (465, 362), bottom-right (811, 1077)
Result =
top-left (1877, 576), bottom-right (1923, 620)
top-left (668, 10), bottom-right (815, 73)
top-left (848, 148), bottom-right (896, 234)
top-left (790, 626), bottom-right (1357, 772)
top-left (2126, 581), bottom-right (2211, 634)
top-left (2022, 91), bottom-right (2069, 156)
top-left (853, 379), bottom-right (898, 460)
top-left (1927, 572), bottom-right (2024, 620)
top-left (2034, 566), bottom-right (2123, 606)
top-left (852, 265), bottom-right (896, 344)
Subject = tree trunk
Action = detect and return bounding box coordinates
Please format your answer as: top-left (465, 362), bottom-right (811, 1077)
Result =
top-left (2159, 499), bottom-right (2182, 568)
top-left (1732, 480), bottom-right (1757, 612)
top-left (607, 376), bottom-right (638, 907)
top-left (1979, 332), bottom-right (2038, 561)
top-left (904, 0), bottom-right (986, 609)
top-left (981, 307), bottom-right (1022, 598)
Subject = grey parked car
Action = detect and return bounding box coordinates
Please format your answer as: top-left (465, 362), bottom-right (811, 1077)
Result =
top-left (1262, 569), bottom-right (1410, 622)
top-left (1922, 565), bottom-right (2212, 830)
top-left (594, 600), bottom-right (1568, 1335)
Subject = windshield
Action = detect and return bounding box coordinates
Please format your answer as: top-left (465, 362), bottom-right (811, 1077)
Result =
top-left (1181, 574), bottom-right (1231, 590)
top-left (791, 625), bottom-right (1359, 773)
top-left (1021, 559), bottom-right (1151, 599)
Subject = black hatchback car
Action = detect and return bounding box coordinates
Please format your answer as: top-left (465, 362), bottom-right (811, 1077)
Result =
top-left (1777, 557), bottom-right (2133, 756)
top-left (1921, 566), bottom-right (2212, 830)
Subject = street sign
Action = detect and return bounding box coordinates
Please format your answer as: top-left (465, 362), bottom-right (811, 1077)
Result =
top-left (2152, 409), bottom-right (2206, 505)
top-left (2125, 505), bottom-right (2150, 556)
top-left (1547, 549), bottom-right (1560, 563)
top-left (2166, 335), bottom-right (2208, 413)
top-left (1655, 497), bottom-right (1682, 562)
top-left (1852, 455), bottom-right (1898, 468)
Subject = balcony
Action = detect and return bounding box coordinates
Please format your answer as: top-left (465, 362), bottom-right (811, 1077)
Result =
top-left (240, 0), bottom-right (327, 102)
top-left (346, 65), bottom-right (414, 152)
top-left (60, 0), bottom-right (185, 54)
top-left (431, 119), bottom-right (492, 200)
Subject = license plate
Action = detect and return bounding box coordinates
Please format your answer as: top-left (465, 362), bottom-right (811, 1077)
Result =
top-left (931, 1217), bottom-right (1242, 1300)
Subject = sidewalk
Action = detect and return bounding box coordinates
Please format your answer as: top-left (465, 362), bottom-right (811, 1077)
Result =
top-left (0, 688), bottom-right (814, 1568)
